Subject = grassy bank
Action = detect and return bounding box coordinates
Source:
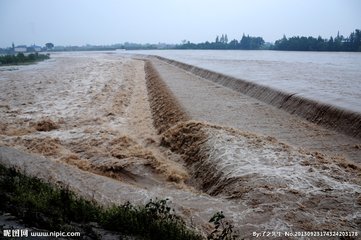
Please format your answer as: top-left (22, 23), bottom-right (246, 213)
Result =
top-left (0, 164), bottom-right (202, 239)
top-left (0, 52), bottom-right (50, 66)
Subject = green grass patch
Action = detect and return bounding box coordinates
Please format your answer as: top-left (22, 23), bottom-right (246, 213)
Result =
top-left (0, 53), bottom-right (50, 66)
top-left (102, 200), bottom-right (201, 240)
top-left (0, 164), bottom-right (202, 239)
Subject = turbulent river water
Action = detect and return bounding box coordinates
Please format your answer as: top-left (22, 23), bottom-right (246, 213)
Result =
top-left (1, 52), bottom-right (360, 238)
top-left (127, 50), bottom-right (361, 113)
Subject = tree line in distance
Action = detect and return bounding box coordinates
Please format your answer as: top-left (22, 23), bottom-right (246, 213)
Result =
top-left (178, 29), bottom-right (361, 51)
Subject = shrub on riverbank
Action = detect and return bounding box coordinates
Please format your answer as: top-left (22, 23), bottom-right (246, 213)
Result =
top-left (0, 164), bottom-right (202, 239)
top-left (0, 52), bottom-right (50, 65)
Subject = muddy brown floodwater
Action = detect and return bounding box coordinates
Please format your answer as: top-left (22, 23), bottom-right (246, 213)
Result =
top-left (0, 52), bottom-right (360, 239)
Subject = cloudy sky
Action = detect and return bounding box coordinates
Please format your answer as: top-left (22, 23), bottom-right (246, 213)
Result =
top-left (0, 0), bottom-right (360, 47)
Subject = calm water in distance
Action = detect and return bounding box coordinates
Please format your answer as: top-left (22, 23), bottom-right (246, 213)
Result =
top-left (128, 50), bottom-right (361, 113)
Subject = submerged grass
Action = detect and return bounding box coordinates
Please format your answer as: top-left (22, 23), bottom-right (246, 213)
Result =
top-left (0, 164), bottom-right (202, 239)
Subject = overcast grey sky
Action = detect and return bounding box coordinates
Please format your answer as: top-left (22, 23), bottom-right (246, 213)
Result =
top-left (0, 0), bottom-right (360, 47)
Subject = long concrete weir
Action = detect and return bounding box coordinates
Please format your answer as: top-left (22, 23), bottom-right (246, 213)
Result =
top-left (147, 56), bottom-right (361, 163)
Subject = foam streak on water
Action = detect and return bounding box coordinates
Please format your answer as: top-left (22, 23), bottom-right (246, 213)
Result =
top-left (127, 50), bottom-right (361, 113)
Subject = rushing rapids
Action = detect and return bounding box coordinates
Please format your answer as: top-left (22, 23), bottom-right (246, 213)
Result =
top-left (1, 52), bottom-right (360, 238)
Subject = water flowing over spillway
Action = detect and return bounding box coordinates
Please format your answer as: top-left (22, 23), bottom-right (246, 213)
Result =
top-left (129, 50), bottom-right (361, 114)
top-left (150, 55), bottom-right (361, 139)
top-left (1, 52), bottom-right (360, 238)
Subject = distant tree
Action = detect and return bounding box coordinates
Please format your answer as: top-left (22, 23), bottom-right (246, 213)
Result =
top-left (215, 36), bottom-right (219, 43)
top-left (239, 34), bottom-right (264, 50)
top-left (229, 39), bottom-right (238, 49)
top-left (334, 31), bottom-right (344, 51)
top-left (240, 34), bottom-right (249, 49)
top-left (328, 36), bottom-right (334, 51)
top-left (220, 34), bottom-right (225, 43)
top-left (224, 34), bottom-right (228, 44)
top-left (355, 29), bottom-right (361, 51)
top-left (347, 29), bottom-right (361, 51)
top-left (335, 31), bottom-right (343, 41)
top-left (316, 36), bottom-right (325, 50)
top-left (45, 43), bottom-right (54, 50)
top-left (17, 53), bottom-right (25, 62)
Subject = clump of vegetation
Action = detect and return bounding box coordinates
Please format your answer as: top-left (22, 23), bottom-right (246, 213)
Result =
top-left (0, 165), bottom-right (101, 231)
top-left (0, 52), bottom-right (50, 65)
top-left (103, 199), bottom-right (201, 240)
top-left (0, 164), bottom-right (202, 239)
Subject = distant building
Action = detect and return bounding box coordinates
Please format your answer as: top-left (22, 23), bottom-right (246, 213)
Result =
top-left (14, 45), bottom-right (27, 53)
top-left (27, 45), bottom-right (42, 52)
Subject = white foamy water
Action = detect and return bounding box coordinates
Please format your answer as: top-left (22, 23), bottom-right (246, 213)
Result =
top-left (127, 50), bottom-right (361, 113)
